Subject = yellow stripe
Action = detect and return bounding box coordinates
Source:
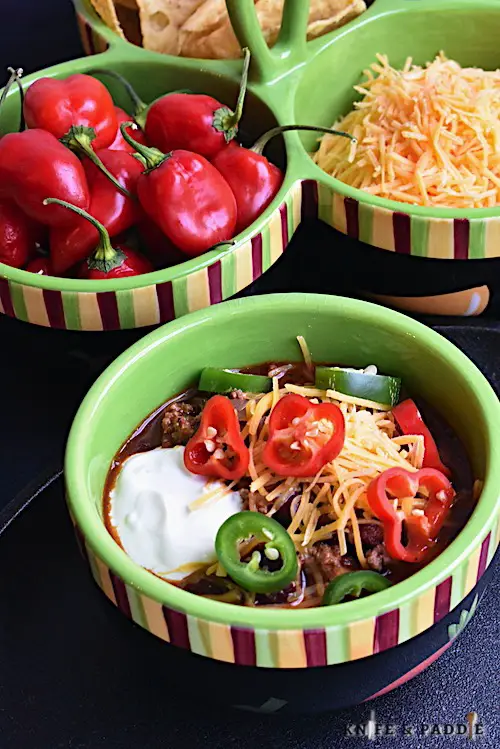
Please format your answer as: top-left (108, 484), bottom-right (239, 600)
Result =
top-left (484, 218), bottom-right (500, 258)
top-left (186, 268), bottom-right (210, 312)
top-left (427, 219), bottom-right (454, 259)
top-left (140, 595), bottom-right (170, 642)
top-left (372, 207), bottom-right (396, 251)
top-left (234, 239), bottom-right (253, 290)
top-left (78, 293), bottom-right (103, 331)
top-left (411, 587), bottom-right (435, 634)
top-left (200, 620), bottom-right (235, 663)
top-left (348, 618), bottom-right (375, 660)
top-left (464, 545), bottom-right (481, 597)
top-left (268, 209), bottom-right (283, 264)
top-left (333, 193), bottom-right (347, 233)
top-left (274, 630), bottom-right (307, 668)
top-left (132, 285), bottom-right (160, 327)
top-left (22, 286), bottom-right (50, 326)
top-left (94, 556), bottom-right (116, 605)
top-left (292, 181), bottom-right (302, 229)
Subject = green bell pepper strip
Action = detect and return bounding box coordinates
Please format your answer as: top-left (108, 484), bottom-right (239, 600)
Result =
top-left (322, 570), bottom-right (392, 605)
top-left (199, 367), bottom-right (271, 394)
top-left (315, 367), bottom-right (401, 406)
top-left (215, 511), bottom-right (298, 594)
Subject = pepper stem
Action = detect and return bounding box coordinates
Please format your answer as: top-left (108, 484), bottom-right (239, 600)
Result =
top-left (61, 125), bottom-right (132, 198)
top-left (88, 68), bottom-right (191, 129)
top-left (251, 125), bottom-right (356, 156)
top-left (88, 68), bottom-right (148, 122)
top-left (120, 122), bottom-right (167, 171)
top-left (0, 67), bottom-right (24, 133)
top-left (43, 198), bottom-right (125, 271)
top-left (212, 47), bottom-right (251, 142)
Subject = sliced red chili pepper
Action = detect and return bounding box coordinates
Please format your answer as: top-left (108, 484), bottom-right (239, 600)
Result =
top-left (263, 393), bottom-right (345, 477)
top-left (392, 399), bottom-right (451, 477)
top-left (367, 466), bottom-right (455, 564)
top-left (184, 395), bottom-right (249, 481)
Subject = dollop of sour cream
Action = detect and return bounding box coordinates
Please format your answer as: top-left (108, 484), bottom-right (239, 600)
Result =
top-left (109, 446), bottom-right (242, 580)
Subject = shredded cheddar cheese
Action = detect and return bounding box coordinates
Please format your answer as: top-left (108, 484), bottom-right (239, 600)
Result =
top-left (238, 382), bottom-right (425, 569)
top-left (314, 53), bottom-right (500, 208)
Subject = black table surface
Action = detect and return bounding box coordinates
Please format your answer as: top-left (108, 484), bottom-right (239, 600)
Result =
top-left (0, 3), bottom-right (499, 747)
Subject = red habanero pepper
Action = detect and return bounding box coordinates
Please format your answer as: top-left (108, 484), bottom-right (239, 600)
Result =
top-left (263, 394), bottom-right (345, 477)
top-left (137, 220), bottom-right (187, 269)
top-left (44, 199), bottom-right (152, 279)
top-left (48, 149), bottom-right (143, 274)
top-left (367, 467), bottom-right (455, 564)
top-left (90, 51), bottom-right (250, 158)
top-left (24, 74), bottom-right (117, 148)
top-left (0, 130), bottom-right (89, 226)
top-left (392, 399), bottom-right (451, 477)
top-left (26, 256), bottom-right (53, 275)
top-left (23, 75), bottom-right (130, 198)
top-left (0, 199), bottom-right (44, 268)
top-left (120, 124), bottom-right (237, 256)
top-left (108, 106), bottom-right (148, 152)
top-left (212, 125), bottom-right (356, 234)
top-left (184, 395), bottom-right (249, 481)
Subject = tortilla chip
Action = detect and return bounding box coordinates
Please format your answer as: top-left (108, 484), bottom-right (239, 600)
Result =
top-left (89, 0), bottom-right (126, 39)
top-left (306, 0), bottom-right (367, 39)
top-left (178, 0), bottom-right (365, 59)
top-left (179, 0), bottom-right (242, 59)
top-left (135, 0), bottom-right (205, 54)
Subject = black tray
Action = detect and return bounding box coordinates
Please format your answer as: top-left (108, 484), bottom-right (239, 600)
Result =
top-left (1, 320), bottom-right (499, 749)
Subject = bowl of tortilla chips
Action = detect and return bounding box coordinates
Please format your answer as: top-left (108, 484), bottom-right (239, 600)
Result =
top-left (76, 0), bottom-right (368, 58)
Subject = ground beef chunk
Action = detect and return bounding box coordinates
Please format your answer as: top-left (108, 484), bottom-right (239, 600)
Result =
top-left (239, 487), bottom-right (270, 514)
top-left (347, 522), bottom-right (384, 548)
top-left (365, 544), bottom-right (391, 573)
top-left (161, 399), bottom-right (205, 447)
top-left (310, 543), bottom-right (358, 581)
top-left (359, 523), bottom-right (385, 547)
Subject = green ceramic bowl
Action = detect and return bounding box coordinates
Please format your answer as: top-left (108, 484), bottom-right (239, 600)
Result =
top-left (77, 1), bottom-right (500, 266)
top-left (65, 294), bottom-right (500, 709)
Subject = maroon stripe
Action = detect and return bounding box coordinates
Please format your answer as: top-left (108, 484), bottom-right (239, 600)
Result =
top-left (230, 627), bottom-right (256, 666)
top-left (393, 212), bottom-right (411, 254)
top-left (42, 289), bottom-right (65, 329)
top-left (433, 577), bottom-right (452, 623)
top-left (156, 281), bottom-right (175, 322)
top-left (304, 629), bottom-right (327, 667)
top-left (96, 292), bottom-right (120, 331)
top-left (476, 533), bottom-right (491, 581)
top-left (0, 277), bottom-right (14, 317)
top-left (344, 198), bottom-right (359, 239)
top-left (208, 260), bottom-right (222, 304)
top-left (163, 607), bottom-right (190, 650)
top-left (110, 573), bottom-right (132, 619)
top-left (251, 234), bottom-right (263, 279)
top-left (280, 203), bottom-right (289, 248)
top-left (374, 609), bottom-right (400, 653)
top-left (453, 218), bottom-right (470, 260)
top-left (300, 179), bottom-right (319, 221)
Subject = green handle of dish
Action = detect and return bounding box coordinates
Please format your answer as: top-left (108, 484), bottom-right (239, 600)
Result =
top-left (225, 0), bottom-right (309, 84)
top-left (73, 0), bottom-right (130, 54)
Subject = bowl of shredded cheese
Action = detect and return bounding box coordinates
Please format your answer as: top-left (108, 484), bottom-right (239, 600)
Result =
top-left (65, 292), bottom-right (500, 712)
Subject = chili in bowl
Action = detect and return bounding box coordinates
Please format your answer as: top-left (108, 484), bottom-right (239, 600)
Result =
top-left (65, 294), bottom-right (500, 712)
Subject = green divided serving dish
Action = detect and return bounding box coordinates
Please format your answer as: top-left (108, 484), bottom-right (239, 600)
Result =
top-left (1, 0), bottom-right (500, 330)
